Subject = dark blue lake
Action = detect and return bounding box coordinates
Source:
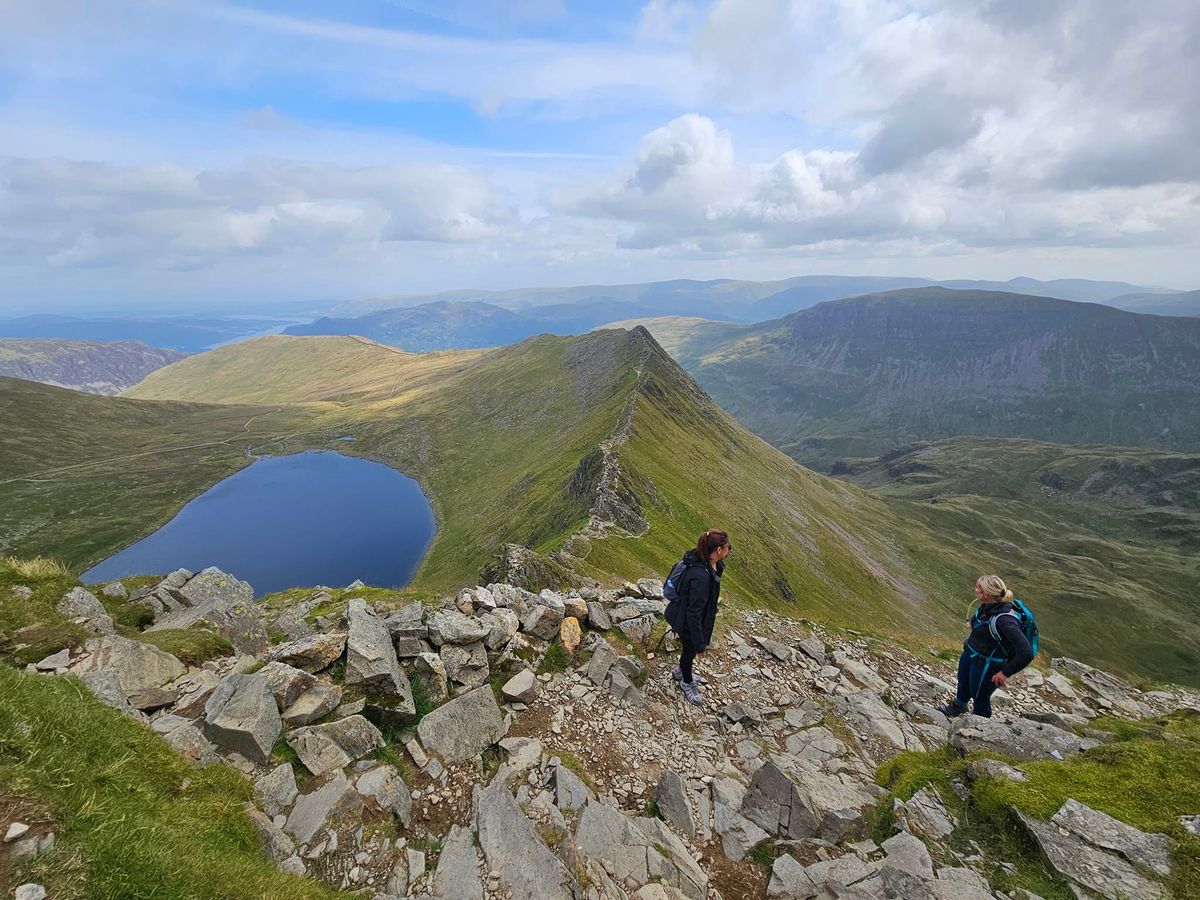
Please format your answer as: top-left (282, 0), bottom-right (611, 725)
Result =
top-left (83, 451), bottom-right (435, 595)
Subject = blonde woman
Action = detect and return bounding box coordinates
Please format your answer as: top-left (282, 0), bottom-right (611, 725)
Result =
top-left (939, 575), bottom-right (1035, 719)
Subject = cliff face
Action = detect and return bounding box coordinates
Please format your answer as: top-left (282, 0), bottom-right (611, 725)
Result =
top-left (0, 339), bottom-right (186, 395)
top-left (688, 288), bottom-right (1200, 467)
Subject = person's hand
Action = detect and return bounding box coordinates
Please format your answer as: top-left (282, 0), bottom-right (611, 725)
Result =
top-left (991, 671), bottom-right (1008, 688)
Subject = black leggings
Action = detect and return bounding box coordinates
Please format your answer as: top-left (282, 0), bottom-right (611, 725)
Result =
top-left (679, 640), bottom-right (698, 683)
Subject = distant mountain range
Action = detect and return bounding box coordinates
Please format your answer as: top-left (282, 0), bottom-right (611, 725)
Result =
top-left (0, 339), bottom-right (186, 395)
top-left (287, 275), bottom-right (1191, 352)
top-left (621, 287), bottom-right (1200, 469)
top-left (0, 314), bottom-right (300, 353)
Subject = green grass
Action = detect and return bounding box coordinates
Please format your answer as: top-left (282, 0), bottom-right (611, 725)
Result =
top-left (139, 628), bottom-right (234, 665)
top-left (0, 557), bottom-right (85, 666)
top-left (0, 665), bottom-right (334, 899)
top-left (536, 639), bottom-right (570, 675)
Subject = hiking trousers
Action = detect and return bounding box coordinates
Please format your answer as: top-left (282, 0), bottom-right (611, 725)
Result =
top-left (954, 649), bottom-right (1004, 718)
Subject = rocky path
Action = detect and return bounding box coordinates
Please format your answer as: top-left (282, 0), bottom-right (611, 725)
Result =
top-left (9, 569), bottom-right (1199, 899)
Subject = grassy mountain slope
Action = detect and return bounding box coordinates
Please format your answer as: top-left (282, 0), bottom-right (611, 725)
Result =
top-left (284, 300), bottom-right (542, 351)
top-left (653, 287), bottom-right (1200, 469)
top-left (837, 437), bottom-right (1200, 682)
top-left (127, 335), bottom-right (485, 405)
top-left (0, 339), bottom-right (186, 395)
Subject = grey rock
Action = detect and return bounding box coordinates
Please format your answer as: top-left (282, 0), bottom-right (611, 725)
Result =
top-left (345, 599), bottom-right (410, 699)
top-left (617, 614), bottom-right (654, 643)
top-left (14, 885), bottom-right (47, 900)
top-left (563, 595), bottom-right (589, 620)
top-left (34, 648), bottom-right (70, 671)
top-left (1018, 809), bottom-right (1163, 900)
top-left (78, 670), bottom-right (138, 715)
top-left (897, 786), bottom-right (956, 841)
top-left (714, 800), bottom-right (769, 862)
top-left (965, 758), bottom-right (1028, 783)
top-left (172, 669), bottom-right (222, 718)
top-left (428, 609), bottom-right (490, 646)
top-left (268, 632), bottom-right (346, 672)
top-left (950, 715), bottom-right (1099, 760)
top-left (255, 763), bottom-right (299, 817)
top-left (586, 641), bottom-right (617, 685)
top-left (655, 770), bottom-right (696, 839)
top-left (151, 567), bottom-right (266, 654)
top-left (413, 652), bottom-right (450, 702)
top-left (74, 634), bottom-right (185, 696)
top-left (281, 683), bottom-right (343, 727)
top-left (502, 669), bottom-right (540, 703)
top-left (574, 800), bottom-right (706, 898)
top-left (100, 581), bottom-right (128, 599)
top-left (1052, 798), bottom-right (1172, 877)
top-left (555, 764), bottom-right (592, 813)
top-left (500, 736), bottom-right (543, 771)
top-left (1180, 815), bottom-right (1200, 837)
top-left (245, 803), bottom-right (296, 862)
top-left (722, 701), bottom-right (760, 724)
top-left (804, 854), bottom-right (878, 888)
top-left (384, 602), bottom-right (427, 640)
top-left (287, 715), bottom-right (385, 777)
top-left (416, 684), bottom-right (506, 764)
top-left (521, 604), bottom-right (565, 641)
top-left (440, 640), bottom-right (489, 688)
top-left (477, 769), bottom-right (579, 900)
top-left (931, 867), bottom-right (996, 900)
top-left (57, 587), bottom-right (115, 634)
top-left (393, 634), bottom-right (429, 658)
top-left (164, 720), bottom-right (220, 766)
top-left (833, 689), bottom-right (908, 751)
top-left (257, 661), bottom-right (317, 710)
top-left (202, 673), bottom-right (283, 764)
top-left (480, 607), bottom-right (520, 651)
top-left (1052, 657), bottom-right (1144, 716)
top-left (742, 761), bottom-right (818, 840)
top-left (127, 686), bottom-right (178, 712)
top-left (356, 764), bottom-right (413, 826)
top-left (606, 667), bottom-right (645, 706)
top-left (586, 601), bottom-right (612, 630)
top-left (767, 853), bottom-right (817, 898)
top-left (797, 635), bottom-right (826, 665)
top-left (435, 824), bottom-right (485, 900)
top-left (881, 830), bottom-right (934, 880)
top-left (285, 771), bottom-right (362, 844)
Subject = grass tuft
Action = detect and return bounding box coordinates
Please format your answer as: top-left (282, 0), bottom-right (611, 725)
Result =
top-left (537, 639), bottom-right (570, 675)
top-left (2, 556), bottom-right (68, 579)
top-left (139, 628), bottom-right (234, 666)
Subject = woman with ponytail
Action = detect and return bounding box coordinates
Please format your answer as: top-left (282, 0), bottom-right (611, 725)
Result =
top-left (939, 575), bottom-right (1035, 719)
top-left (664, 529), bottom-right (731, 706)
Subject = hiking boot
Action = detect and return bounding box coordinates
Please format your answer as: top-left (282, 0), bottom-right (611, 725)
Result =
top-left (671, 666), bottom-right (702, 685)
top-left (678, 678), bottom-right (702, 706)
top-left (937, 702), bottom-right (967, 718)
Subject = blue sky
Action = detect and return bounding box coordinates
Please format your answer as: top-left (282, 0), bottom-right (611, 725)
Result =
top-left (1, 0), bottom-right (1197, 312)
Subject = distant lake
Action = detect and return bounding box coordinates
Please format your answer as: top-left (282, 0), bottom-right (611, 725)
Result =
top-left (83, 452), bottom-right (435, 595)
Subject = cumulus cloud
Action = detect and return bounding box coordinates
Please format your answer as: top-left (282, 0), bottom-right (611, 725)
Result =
top-left (0, 157), bottom-right (518, 271)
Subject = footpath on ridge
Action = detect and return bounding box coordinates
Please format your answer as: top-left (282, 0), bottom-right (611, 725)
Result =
top-left (5, 562), bottom-right (1200, 900)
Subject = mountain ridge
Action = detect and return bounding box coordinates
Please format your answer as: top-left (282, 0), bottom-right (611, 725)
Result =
top-left (0, 338), bottom-right (186, 395)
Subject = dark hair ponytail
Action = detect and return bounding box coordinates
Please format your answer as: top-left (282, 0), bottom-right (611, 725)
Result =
top-left (696, 529), bottom-right (729, 559)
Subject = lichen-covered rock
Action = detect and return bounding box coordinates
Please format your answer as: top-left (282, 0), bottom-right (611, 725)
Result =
top-left (416, 684), bottom-right (506, 764)
top-left (202, 673), bottom-right (282, 764)
top-left (428, 609), bottom-right (490, 647)
top-left (287, 715), bottom-right (385, 777)
top-left (57, 587), bottom-right (114, 634)
top-left (355, 764), bottom-right (412, 826)
top-left (268, 632), bottom-right (346, 673)
top-left (73, 634), bottom-right (185, 696)
top-left (281, 683), bottom-right (342, 727)
top-left (257, 661), bottom-right (317, 710)
top-left (255, 763), bottom-right (299, 817)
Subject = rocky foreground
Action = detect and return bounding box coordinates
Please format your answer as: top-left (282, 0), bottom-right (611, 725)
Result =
top-left (8, 567), bottom-right (1200, 900)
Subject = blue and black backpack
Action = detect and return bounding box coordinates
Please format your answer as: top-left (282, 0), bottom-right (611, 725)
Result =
top-left (662, 558), bottom-right (688, 603)
top-left (976, 598), bottom-right (1040, 660)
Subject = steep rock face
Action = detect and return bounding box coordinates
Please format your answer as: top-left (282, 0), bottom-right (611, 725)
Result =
top-left (0, 339), bottom-right (186, 395)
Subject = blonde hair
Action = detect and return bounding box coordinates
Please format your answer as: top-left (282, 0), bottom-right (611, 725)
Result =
top-left (977, 575), bottom-right (1014, 603)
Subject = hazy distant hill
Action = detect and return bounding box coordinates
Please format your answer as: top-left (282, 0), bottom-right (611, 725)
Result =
top-left (937, 276), bottom-right (1169, 304)
top-left (1104, 289), bottom-right (1200, 317)
top-left (627, 287), bottom-right (1200, 469)
top-left (0, 314), bottom-right (296, 352)
top-left (0, 339), bottom-right (186, 395)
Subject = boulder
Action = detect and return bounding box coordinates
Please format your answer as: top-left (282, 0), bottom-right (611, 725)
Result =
top-left (244, 805), bottom-right (295, 862)
top-left (172, 669), bottom-right (221, 718)
top-left (586, 601), bottom-right (612, 631)
top-left (440, 641), bottom-right (489, 688)
top-left (355, 764), bottom-right (412, 826)
top-left (499, 737), bottom-right (543, 772)
top-left (636, 578), bottom-right (664, 599)
top-left (255, 763), bottom-right (299, 817)
top-left (741, 761), bottom-right (818, 840)
top-left (767, 853), bottom-right (816, 899)
top-left (586, 641), bottom-right (617, 685)
top-left (285, 771), bottom-right (362, 844)
top-left (1052, 799), bottom-right (1172, 877)
top-left (345, 599), bottom-right (410, 699)
top-left (950, 715), bottom-right (1099, 760)
top-left (416, 684), bottom-right (506, 764)
top-left (268, 632), bottom-right (346, 673)
top-left (427, 609), bottom-right (490, 647)
top-left (73, 634), bottom-right (185, 696)
top-left (555, 764), bottom-right (592, 813)
top-left (435, 823), bottom-right (485, 899)
top-left (714, 799), bottom-right (770, 862)
top-left (655, 770), bottom-right (696, 839)
top-left (1018, 809), bottom-right (1164, 900)
top-left (413, 652), bottom-right (450, 702)
top-left (57, 587), bottom-right (115, 634)
top-left (476, 769), bottom-right (579, 899)
top-left (617, 614), bottom-right (654, 643)
top-left (559, 616), bottom-right (583, 654)
top-left (76, 670), bottom-right (137, 715)
top-left (148, 567), bottom-right (267, 655)
top-left (34, 649), bottom-right (70, 671)
top-left (480, 608), bottom-right (520, 651)
top-left (164, 723), bottom-right (220, 766)
top-left (881, 831), bottom-right (934, 880)
top-left (521, 605), bottom-right (564, 641)
top-left (501, 669), bottom-right (540, 704)
top-left (101, 580), bottom-right (129, 599)
top-left (202, 673), bottom-right (283, 764)
top-left (1052, 657), bottom-right (1144, 716)
top-left (797, 635), bottom-right (826, 665)
top-left (257, 661), bottom-right (317, 710)
top-left (288, 715), bottom-right (384, 777)
top-left (606, 667), bottom-right (646, 706)
top-left (896, 786), bottom-right (956, 841)
top-left (833, 689), bottom-right (908, 751)
top-left (127, 687), bottom-right (178, 712)
top-left (281, 683), bottom-right (343, 727)
top-left (383, 603), bottom-right (427, 640)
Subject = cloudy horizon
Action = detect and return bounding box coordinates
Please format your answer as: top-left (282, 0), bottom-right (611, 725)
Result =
top-left (1, 0), bottom-right (1197, 314)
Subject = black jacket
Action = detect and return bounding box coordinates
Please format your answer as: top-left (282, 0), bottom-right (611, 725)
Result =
top-left (965, 601), bottom-right (1035, 677)
top-left (664, 549), bottom-right (723, 651)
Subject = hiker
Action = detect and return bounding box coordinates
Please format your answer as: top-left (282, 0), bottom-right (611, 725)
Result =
top-left (939, 575), bottom-right (1036, 719)
top-left (664, 529), bottom-right (731, 706)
